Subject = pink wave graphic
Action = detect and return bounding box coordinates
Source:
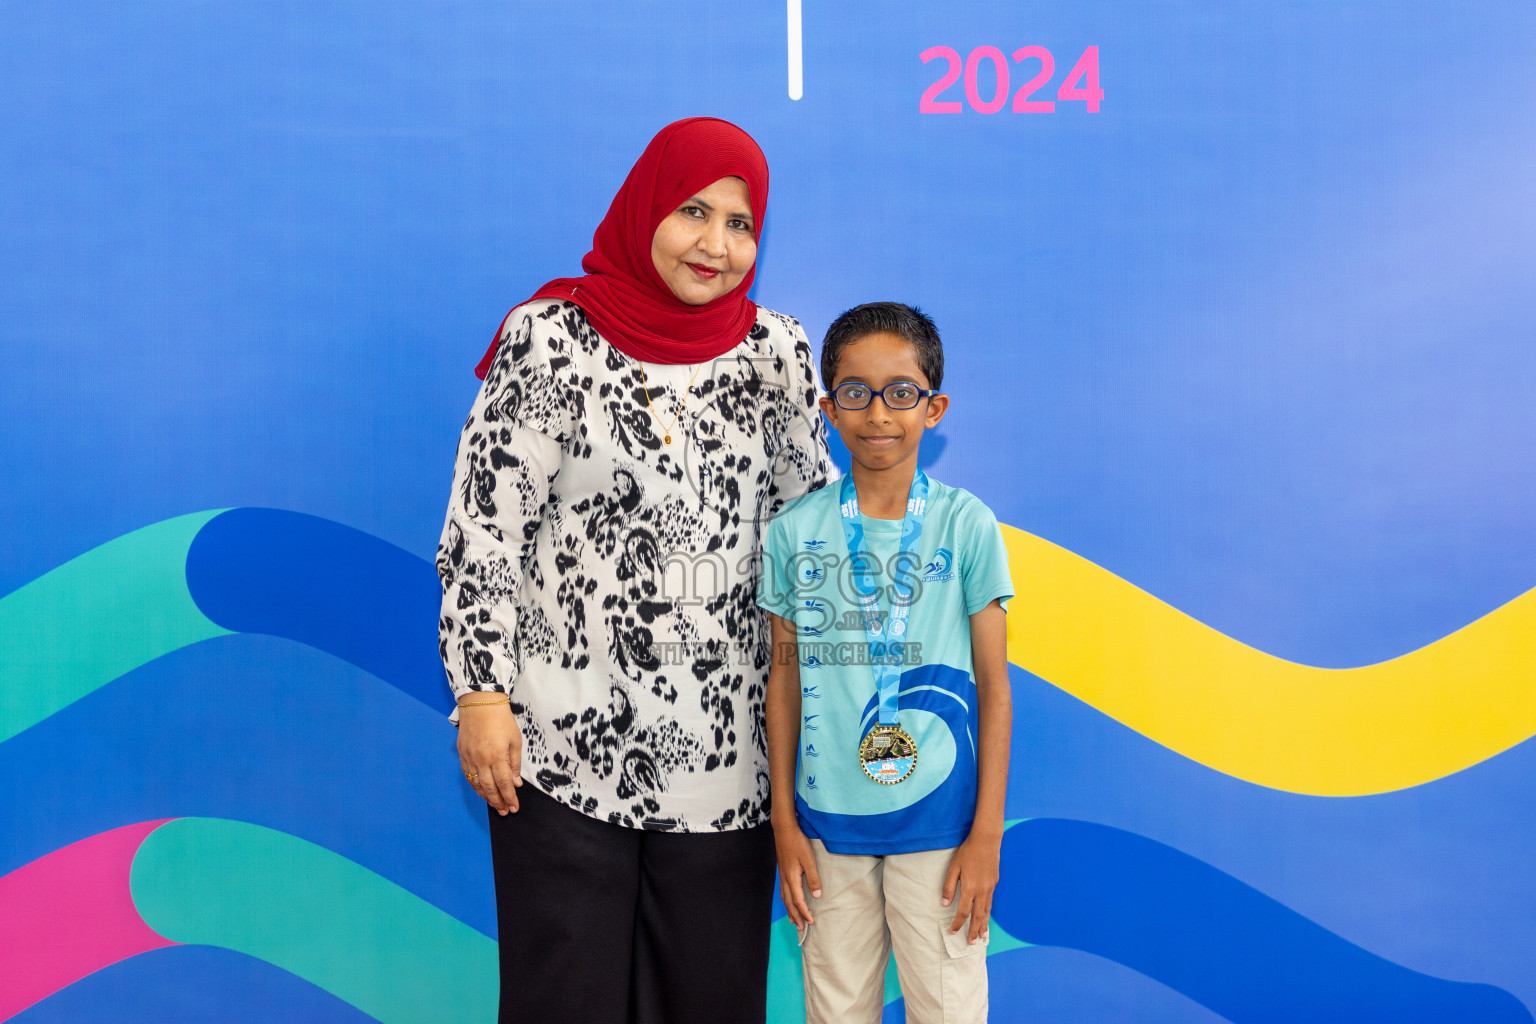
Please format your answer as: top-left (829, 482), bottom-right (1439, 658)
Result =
top-left (0, 820), bottom-right (176, 1020)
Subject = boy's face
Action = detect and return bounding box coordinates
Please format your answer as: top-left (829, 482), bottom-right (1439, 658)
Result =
top-left (819, 332), bottom-right (949, 474)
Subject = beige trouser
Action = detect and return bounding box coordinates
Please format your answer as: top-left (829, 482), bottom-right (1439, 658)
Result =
top-left (799, 840), bottom-right (989, 1024)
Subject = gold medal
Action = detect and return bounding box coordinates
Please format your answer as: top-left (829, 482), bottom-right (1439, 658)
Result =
top-left (858, 723), bottom-right (918, 785)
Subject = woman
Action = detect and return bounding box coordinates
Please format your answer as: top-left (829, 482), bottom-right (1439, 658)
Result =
top-left (437, 117), bottom-right (831, 1023)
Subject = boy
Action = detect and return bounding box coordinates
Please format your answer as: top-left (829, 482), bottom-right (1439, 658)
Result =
top-left (757, 302), bottom-right (1013, 1024)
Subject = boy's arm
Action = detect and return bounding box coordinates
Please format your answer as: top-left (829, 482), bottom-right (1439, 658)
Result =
top-left (943, 598), bottom-right (1011, 943)
top-left (765, 611), bottom-right (822, 926)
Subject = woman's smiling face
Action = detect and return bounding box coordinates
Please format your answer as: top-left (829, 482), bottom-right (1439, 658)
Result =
top-left (650, 176), bottom-right (757, 305)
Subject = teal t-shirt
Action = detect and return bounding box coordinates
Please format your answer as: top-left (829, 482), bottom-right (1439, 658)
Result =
top-left (756, 475), bottom-right (1014, 855)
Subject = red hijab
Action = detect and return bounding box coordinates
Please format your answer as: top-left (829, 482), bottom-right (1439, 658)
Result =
top-left (476, 117), bottom-right (769, 377)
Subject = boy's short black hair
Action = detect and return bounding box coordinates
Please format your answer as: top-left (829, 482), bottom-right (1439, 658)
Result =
top-left (821, 302), bottom-right (944, 392)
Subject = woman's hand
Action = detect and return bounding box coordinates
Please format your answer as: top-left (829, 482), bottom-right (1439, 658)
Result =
top-left (773, 819), bottom-right (823, 928)
top-left (457, 700), bottom-right (524, 815)
top-left (942, 829), bottom-right (1002, 944)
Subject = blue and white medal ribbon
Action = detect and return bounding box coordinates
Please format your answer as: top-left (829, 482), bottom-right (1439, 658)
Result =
top-left (840, 470), bottom-right (928, 784)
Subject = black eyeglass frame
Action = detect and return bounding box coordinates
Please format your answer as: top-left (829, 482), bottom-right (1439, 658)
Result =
top-left (829, 381), bottom-right (941, 411)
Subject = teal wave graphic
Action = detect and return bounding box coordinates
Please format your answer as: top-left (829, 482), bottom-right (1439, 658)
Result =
top-left (0, 511), bottom-right (231, 744)
top-left (130, 817), bottom-right (497, 1024)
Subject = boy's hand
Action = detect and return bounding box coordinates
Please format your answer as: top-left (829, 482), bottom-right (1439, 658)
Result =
top-left (773, 820), bottom-right (823, 927)
top-left (942, 830), bottom-right (1002, 943)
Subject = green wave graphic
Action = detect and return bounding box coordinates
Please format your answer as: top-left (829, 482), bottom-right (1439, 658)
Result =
top-left (0, 511), bottom-right (231, 744)
top-left (130, 817), bottom-right (497, 1024)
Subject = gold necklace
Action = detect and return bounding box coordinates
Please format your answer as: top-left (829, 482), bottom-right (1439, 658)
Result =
top-left (638, 362), bottom-right (704, 446)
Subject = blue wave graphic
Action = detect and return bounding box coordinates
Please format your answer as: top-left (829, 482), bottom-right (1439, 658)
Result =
top-left (1004, 662), bottom-right (1536, 1011)
top-left (9, 945), bottom-right (376, 1024)
top-left (7, 508), bottom-right (1533, 1019)
top-left (985, 945), bottom-right (1226, 1024)
top-left (991, 818), bottom-right (1532, 1023)
top-left (186, 508), bottom-right (452, 714)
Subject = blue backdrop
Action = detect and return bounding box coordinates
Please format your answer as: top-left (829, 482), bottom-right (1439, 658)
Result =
top-left (3, 2), bottom-right (1535, 1021)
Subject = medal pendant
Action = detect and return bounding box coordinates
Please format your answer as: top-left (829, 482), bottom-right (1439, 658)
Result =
top-left (858, 723), bottom-right (918, 785)
top-left (664, 435), bottom-right (672, 445)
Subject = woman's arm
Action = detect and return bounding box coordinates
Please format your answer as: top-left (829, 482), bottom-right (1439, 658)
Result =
top-left (437, 312), bottom-right (566, 815)
top-left (766, 611), bottom-right (820, 926)
top-left (942, 598), bottom-right (1011, 942)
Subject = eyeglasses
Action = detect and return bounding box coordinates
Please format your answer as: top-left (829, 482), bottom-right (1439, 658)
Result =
top-left (830, 381), bottom-right (939, 411)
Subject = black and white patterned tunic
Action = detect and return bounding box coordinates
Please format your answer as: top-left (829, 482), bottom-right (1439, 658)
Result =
top-left (437, 299), bottom-right (832, 831)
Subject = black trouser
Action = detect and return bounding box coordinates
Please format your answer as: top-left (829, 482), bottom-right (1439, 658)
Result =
top-left (488, 783), bottom-right (777, 1024)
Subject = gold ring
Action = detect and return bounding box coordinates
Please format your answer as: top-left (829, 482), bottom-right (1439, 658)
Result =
top-left (465, 772), bottom-right (478, 782)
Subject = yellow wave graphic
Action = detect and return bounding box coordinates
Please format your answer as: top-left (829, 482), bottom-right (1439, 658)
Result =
top-left (1001, 525), bottom-right (1536, 796)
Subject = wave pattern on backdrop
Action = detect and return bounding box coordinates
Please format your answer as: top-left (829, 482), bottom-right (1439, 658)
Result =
top-left (2, 0), bottom-right (1534, 1020)
top-left (3, 511), bottom-right (1533, 1020)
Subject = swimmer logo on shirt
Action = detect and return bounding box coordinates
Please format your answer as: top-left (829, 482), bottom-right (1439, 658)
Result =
top-left (922, 548), bottom-right (956, 583)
